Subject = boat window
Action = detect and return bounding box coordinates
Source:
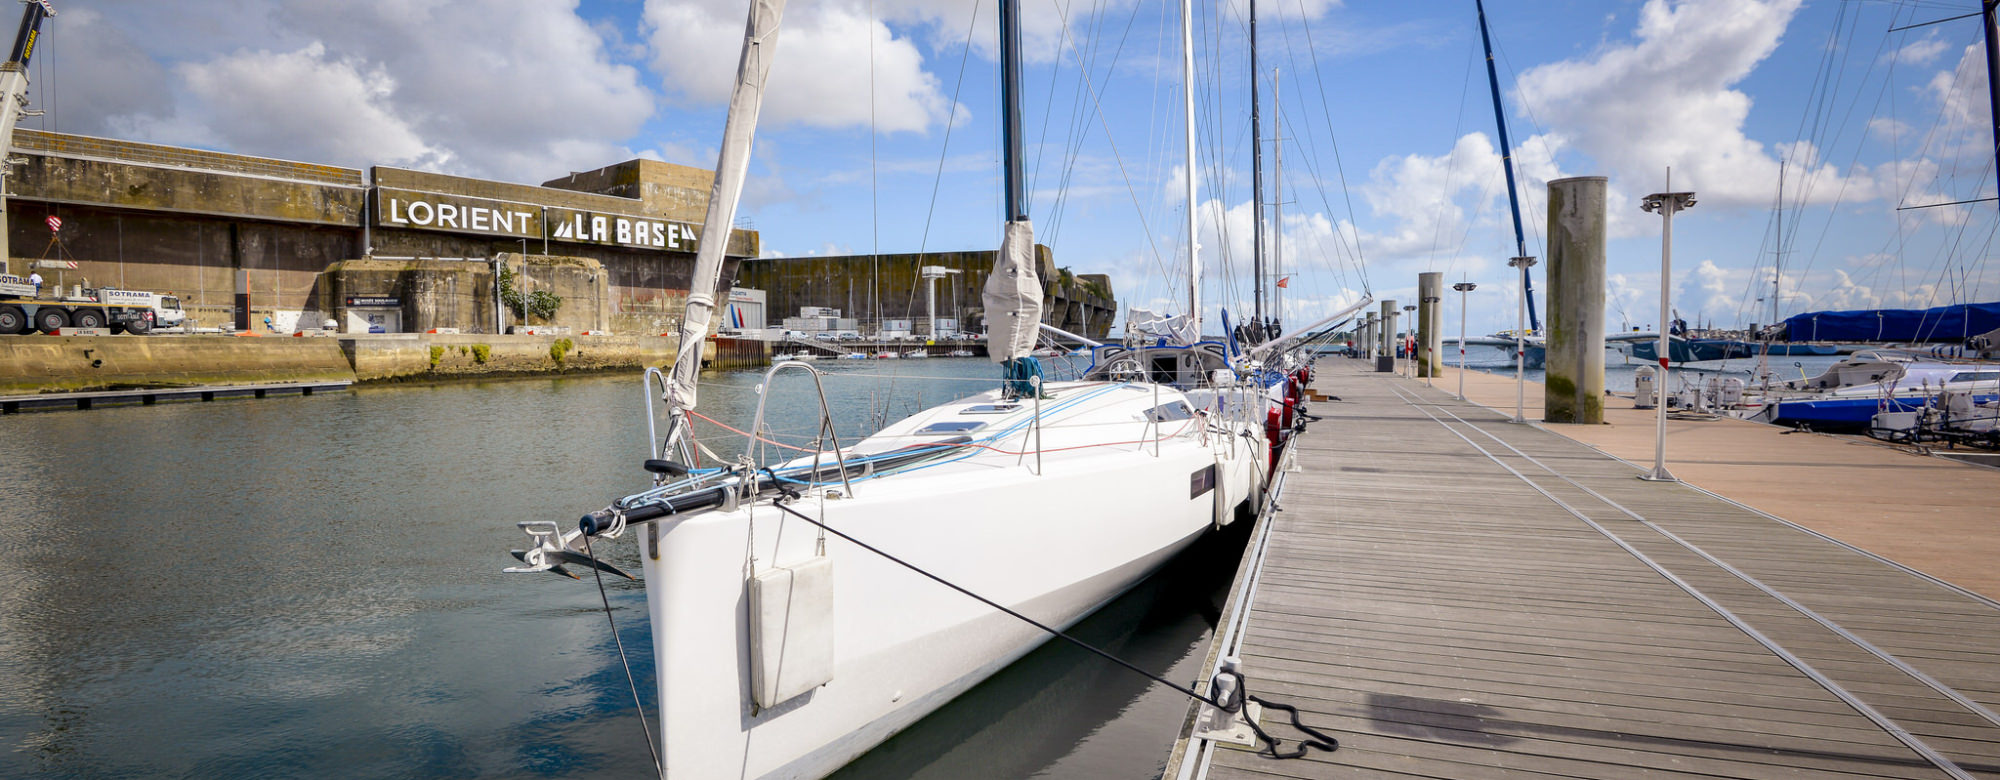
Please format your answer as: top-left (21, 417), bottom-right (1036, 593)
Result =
top-left (1144, 402), bottom-right (1194, 423)
top-left (1150, 355), bottom-right (1179, 383)
top-left (961, 404), bottom-right (1021, 414)
top-left (916, 421), bottom-right (986, 435)
top-left (1950, 371), bottom-right (2000, 382)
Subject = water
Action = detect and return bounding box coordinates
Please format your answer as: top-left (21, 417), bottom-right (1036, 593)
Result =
top-left (1455, 345), bottom-right (1854, 393)
top-left (0, 357), bottom-right (1239, 779)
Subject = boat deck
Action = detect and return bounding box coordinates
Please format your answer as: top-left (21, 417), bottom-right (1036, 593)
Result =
top-left (1168, 358), bottom-right (2000, 780)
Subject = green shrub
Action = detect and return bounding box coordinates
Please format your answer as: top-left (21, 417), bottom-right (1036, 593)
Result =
top-left (550, 337), bottom-right (574, 366)
top-left (471, 344), bottom-right (491, 364)
top-left (428, 345), bottom-right (445, 369)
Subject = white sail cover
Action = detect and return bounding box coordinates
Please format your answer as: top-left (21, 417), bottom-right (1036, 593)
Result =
top-left (983, 219), bottom-right (1042, 362)
top-left (666, 0), bottom-right (786, 412)
top-left (1127, 307), bottom-right (1198, 343)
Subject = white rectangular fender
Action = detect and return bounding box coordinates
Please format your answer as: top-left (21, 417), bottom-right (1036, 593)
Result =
top-left (748, 555), bottom-right (835, 708)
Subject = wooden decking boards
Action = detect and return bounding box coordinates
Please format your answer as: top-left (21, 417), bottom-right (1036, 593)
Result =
top-left (1171, 360), bottom-right (2000, 780)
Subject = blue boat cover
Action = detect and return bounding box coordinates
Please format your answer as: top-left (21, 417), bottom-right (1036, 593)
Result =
top-left (1780, 301), bottom-right (2000, 343)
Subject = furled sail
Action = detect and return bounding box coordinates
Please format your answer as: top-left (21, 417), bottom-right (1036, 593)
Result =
top-left (666, 0), bottom-right (786, 412)
top-left (983, 219), bottom-right (1042, 362)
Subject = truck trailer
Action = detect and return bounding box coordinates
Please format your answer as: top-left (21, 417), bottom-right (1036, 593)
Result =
top-left (0, 275), bottom-right (185, 334)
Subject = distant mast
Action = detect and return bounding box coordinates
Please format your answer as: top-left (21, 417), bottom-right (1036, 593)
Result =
top-left (1250, 0), bottom-right (1265, 328)
top-left (1476, 0), bottom-right (1539, 333)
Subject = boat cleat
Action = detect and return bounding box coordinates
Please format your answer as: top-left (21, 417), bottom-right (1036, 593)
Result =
top-left (1190, 656), bottom-right (1264, 748)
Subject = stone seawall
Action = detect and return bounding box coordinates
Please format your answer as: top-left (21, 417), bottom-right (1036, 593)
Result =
top-left (0, 333), bottom-right (742, 393)
top-left (342, 334), bottom-right (678, 381)
top-left (0, 336), bottom-right (355, 393)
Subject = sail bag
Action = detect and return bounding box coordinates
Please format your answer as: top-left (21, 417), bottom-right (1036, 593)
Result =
top-left (983, 219), bottom-right (1042, 362)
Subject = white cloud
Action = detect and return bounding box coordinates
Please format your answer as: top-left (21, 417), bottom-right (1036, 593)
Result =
top-left (1889, 35), bottom-right (1950, 67)
top-left (644, 0), bottom-right (954, 134)
top-left (175, 44), bottom-right (445, 169)
top-left (46, 0), bottom-right (654, 183)
top-left (1513, 0), bottom-right (1873, 209)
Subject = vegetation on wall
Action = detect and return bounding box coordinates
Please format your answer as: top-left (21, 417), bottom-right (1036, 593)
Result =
top-left (549, 337), bottom-right (575, 366)
top-left (498, 264), bottom-right (563, 323)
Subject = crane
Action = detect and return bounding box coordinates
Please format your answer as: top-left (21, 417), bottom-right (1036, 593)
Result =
top-left (0, 0), bottom-right (55, 276)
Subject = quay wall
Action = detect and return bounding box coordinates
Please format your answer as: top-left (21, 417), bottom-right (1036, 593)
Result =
top-left (0, 333), bottom-right (722, 392)
top-left (0, 336), bottom-right (355, 393)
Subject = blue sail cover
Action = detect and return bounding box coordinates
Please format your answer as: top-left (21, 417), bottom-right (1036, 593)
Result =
top-left (1780, 302), bottom-right (2000, 343)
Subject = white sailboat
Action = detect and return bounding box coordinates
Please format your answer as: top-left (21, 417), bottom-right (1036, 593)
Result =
top-left (506, 1), bottom-right (1364, 777)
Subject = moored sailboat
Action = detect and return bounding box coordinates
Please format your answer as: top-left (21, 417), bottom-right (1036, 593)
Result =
top-left (502, 0), bottom-right (1357, 777)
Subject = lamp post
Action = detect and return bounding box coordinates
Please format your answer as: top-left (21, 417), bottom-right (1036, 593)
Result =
top-left (1507, 255), bottom-right (1536, 423)
top-left (1401, 304), bottom-right (1416, 377)
top-left (1640, 178), bottom-right (1697, 482)
top-left (1452, 281), bottom-right (1476, 400)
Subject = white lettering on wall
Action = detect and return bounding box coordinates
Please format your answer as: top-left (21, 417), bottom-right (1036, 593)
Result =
top-left (379, 193), bottom-right (704, 251)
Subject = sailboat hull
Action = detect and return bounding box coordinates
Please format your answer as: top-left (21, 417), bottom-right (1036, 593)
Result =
top-left (641, 384), bottom-right (1246, 779)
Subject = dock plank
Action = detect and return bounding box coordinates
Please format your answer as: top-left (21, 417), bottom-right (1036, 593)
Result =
top-left (1176, 360), bottom-right (2000, 780)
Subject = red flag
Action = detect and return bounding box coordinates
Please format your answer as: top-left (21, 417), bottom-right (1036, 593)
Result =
top-left (1275, 276), bottom-right (1290, 289)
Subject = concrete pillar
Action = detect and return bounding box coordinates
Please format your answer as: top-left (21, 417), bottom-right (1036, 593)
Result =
top-left (1376, 300), bottom-right (1397, 372)
top-left (1360, 313), bottom-right (1375, 358)
top-left (1544, 176), bottom-right (1608, 423)
top-left (1418, 272), bottom-right (1443, 378)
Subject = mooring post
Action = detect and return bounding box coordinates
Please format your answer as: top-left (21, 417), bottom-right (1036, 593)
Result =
top-left (1544, 177), bottom-right (1607, 424)
top-left (1418, 272), bottom-right (1442, 383)
top-left (1377, 300), bottom-right (1397, 372)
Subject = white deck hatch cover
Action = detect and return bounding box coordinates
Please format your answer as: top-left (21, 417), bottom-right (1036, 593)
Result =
top-left (748, 556), bottom-right (835, 708)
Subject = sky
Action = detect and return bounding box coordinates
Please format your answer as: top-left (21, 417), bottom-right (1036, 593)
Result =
top-left (21, 0), bottom-right (2000, 337)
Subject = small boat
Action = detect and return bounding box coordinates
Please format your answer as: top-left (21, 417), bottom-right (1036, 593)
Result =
top-left (840, 352), bottom-right (869, 360)
top-left (775, 352), bottom-right (820, 362)
top-left (874, 351), bottom-right (899, 359)
top-left (946, 349), bottom-right (974, 357)
top-left (1732, 356), bottom-right (2000, 429)
top-left (902, 349), bottom-right (928, 359)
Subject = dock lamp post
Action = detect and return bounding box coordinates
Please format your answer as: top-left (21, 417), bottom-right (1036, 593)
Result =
top-left (1640, 183), bottom-right (1697, 483)
top-left (1507, 255), bottom-right (1536, 423)
top-left (1401, 304), bottom-right (1417, 378)
top-left (1452, 282), bottom-right (1476, 400)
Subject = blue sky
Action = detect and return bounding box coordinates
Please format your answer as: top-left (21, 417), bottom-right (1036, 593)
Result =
top-left (26, 0), bottom-right (2000, 337)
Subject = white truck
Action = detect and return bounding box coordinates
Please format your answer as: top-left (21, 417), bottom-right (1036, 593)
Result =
top-left (0, 274), bottom-right (185, 334)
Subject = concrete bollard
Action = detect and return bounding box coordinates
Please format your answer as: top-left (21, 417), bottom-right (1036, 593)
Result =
top-left (1544, 176), bottom-right (1607, 423)
top-left (1376, 300), bottom-right (1397, 372)
top-left (1417, 272), bottom-right (1443, 379)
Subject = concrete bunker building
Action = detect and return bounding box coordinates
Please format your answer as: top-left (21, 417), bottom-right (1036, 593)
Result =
top-left (2, 129), bottom-right (758, 335)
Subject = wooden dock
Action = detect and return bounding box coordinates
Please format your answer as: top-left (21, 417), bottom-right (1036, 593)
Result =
top-left (1167, 359), bottom-right (2000, 780)
top-left (0, 380), bottom-right (352, 413)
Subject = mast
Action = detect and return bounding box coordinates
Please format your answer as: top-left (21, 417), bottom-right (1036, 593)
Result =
top-left (1986, 1), bottom-right (2000, 211)
top-left (1476, 0), bottom-right (1539, 333)
top-left (1182, 0), bottom-right (1200, 337)
top-left (1772, 158), bottom-right (1783, 332)
top-left (664, 0), bottom-right (787, 412)
top-left (982, 0), bottom-right (1044, 365)
top-left (1250, 0), bottom-right (1264, 328)
top-left (1273, 68), bottom-right (1284, 331)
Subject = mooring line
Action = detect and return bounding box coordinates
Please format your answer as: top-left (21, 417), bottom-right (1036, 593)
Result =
top-left (1399, 388), bottom-right (2000, 734)
top-left (1383, 383), bottom-right (1979, 780)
